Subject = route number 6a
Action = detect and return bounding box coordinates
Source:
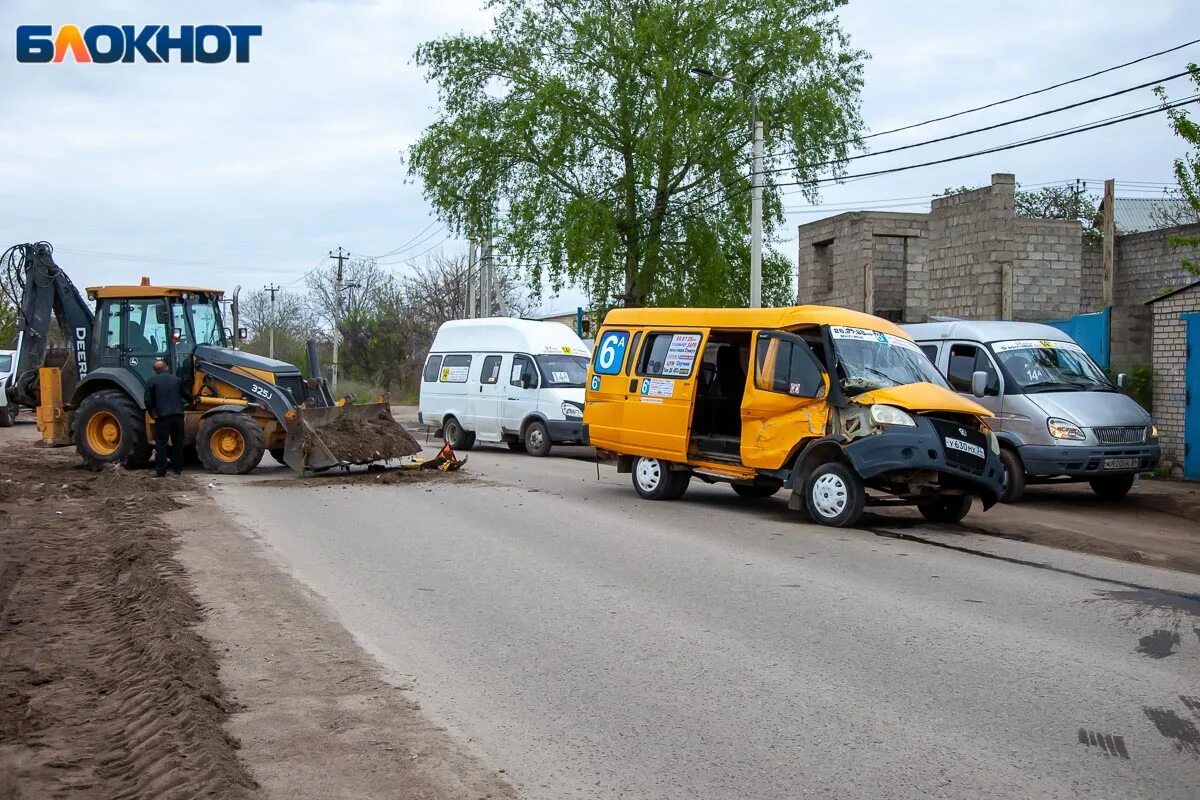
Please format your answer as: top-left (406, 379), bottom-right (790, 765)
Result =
top-left (594, 331), bottom-right (628, 375)
top-left (249, 384), bottom-right (272, 400)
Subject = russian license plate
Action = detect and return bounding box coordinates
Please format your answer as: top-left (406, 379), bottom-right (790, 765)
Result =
top-left (1103, 457), bottom-right (1139, 470)
top-left (944, 436), bottom-right (985, 460)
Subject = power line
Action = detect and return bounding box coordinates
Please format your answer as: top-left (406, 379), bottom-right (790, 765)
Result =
top-left (679, 95), bottom-right (1199, 221)
top-left (858, 38), bottom-right (1200, 142)
top-left (368, 220), bottom-right (441, 259)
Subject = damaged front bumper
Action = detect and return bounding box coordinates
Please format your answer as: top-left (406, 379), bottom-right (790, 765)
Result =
top-left (842, 415), bottom-right (1004, 508)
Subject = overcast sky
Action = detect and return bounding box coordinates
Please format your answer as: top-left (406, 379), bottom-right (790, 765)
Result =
top-left (1, 0), bottom-right (1197, 315)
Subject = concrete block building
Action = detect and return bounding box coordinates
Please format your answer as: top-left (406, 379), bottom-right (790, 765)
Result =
top-left (1146, 280), bottom-right (1200, 479)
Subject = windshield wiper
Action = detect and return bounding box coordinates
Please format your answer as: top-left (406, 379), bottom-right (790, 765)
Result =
top-left (1023, 381), bottom-right (1085, 393)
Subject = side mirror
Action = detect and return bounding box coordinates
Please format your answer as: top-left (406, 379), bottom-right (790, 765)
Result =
top-left (224, 327), bottom-right (234, 342)
top-left (516, 377), bottom-right (529, 390)
top-left (1116, 373), bottom-right (1127, 390)
top-left (238, 327), bottom-right (248, 342)
top-left (971, 370), bottom-right (988, 398)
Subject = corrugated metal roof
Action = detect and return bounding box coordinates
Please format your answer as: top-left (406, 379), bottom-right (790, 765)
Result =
top-left (1103, 197), bottom-right (1197, 233)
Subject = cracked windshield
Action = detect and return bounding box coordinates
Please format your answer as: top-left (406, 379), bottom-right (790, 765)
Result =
top-left (830, 325), bottom-right (949, 393)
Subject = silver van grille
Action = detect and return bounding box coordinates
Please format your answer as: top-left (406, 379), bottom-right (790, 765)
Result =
top-left (1093, 426), bottom-right (1146, 444)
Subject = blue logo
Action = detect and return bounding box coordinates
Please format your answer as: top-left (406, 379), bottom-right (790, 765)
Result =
top-left (641, 379), bottom-right (651, 395)
top-left (16, 25), bottom-right (262, 63)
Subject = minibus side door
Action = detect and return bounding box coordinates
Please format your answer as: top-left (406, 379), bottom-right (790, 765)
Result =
top-left (741, 330), bottom-right (830, 470)
top-left (585, 327), bottom-right (640, 449)
top-left (626, 329), bottom-right (705, 461)
top-left (471, 354), bottom-right (506, 441)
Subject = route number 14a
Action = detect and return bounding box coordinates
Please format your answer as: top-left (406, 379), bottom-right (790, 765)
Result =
top-left (594, 331), bottom-right (629, 375)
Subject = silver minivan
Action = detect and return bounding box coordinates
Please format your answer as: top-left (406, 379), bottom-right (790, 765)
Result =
top-left (905, 321), bottom-right (1159, 502)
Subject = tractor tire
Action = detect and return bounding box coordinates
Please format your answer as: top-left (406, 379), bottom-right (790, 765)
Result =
top-left (74, 389), bottom-right (152, 471)
top-left (732, 482), bottom-right (781, 499)
top-left (443, 416), bottom-right (475, 451)
top-left (197, 412), bottom-right (266, 475)
top-left (0, 403), bottom-right (16, 427)
top-left (523, 420), bottom-right (552, 457)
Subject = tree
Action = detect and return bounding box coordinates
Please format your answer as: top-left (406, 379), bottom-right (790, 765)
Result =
top-left (0, 291), bottom-right (16, 349)
top-left (409, 0), bottom-right (864, 308)
top-left (1155, 63), bottom-right (1200, 275)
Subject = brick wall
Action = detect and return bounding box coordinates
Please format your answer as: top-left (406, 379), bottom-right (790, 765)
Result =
top-left (1149, 283), bottom-right (1200, 475)
top-left (1009, 216), bottom-right (1084, 320)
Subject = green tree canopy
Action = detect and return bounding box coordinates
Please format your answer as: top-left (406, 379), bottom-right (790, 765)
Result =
top-left (409, 0), bottom-right (865, 308)
top-left (1156, 63), bottom-right (1200, 275)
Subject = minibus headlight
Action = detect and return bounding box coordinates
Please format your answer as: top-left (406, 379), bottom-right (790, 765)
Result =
top-left (561, 402), bottom-right (583, 419)
top-left (987, 430), bottom-right (1000, 455)
top-left (1047, 417), bottom-right (1085, 441)
top-left (1150, 424), bottom-right (1159, 439)
top-left (869, 404), bottom-right (915, 427)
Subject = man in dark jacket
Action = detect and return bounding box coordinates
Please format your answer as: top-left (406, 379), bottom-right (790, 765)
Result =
top-left (144, 360), bottom-right (186, 477)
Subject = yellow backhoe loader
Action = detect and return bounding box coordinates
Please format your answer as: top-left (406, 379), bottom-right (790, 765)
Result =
top-left (2, 241), bottom-right (443, 475)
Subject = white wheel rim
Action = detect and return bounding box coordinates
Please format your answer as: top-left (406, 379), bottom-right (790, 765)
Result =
top-left (811, 473), bottom-right (848, 518)
top-left (529, 426), bottom-right (545, 450)
top-left (446, 421), bottom-right (459, 441)
top-left (635, 458), bottom-right (661, 492)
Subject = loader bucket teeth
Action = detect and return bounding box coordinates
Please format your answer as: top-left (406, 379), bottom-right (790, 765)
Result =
top-left (282, 403), bottom-right (422, 475)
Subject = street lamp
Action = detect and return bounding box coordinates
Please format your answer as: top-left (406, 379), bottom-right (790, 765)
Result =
top-left (691, 66), bottom-right (763, 309)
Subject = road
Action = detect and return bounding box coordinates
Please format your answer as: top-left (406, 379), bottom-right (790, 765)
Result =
top-left (213, 444), bottom-right (1200, 800)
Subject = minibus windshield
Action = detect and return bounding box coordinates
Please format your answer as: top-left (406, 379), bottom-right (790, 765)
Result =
top-left (536, 354), bottom-right (590, 387)
top-left (991, 339), bottom-right (1114, 392)
top-left (829, 326), bottom-right (950, 394)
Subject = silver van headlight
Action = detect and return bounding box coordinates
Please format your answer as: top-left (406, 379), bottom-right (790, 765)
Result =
top-left (1047, 417), bottom-right (1085, 441)
top-left (869, 404), bottom-right (915, 427)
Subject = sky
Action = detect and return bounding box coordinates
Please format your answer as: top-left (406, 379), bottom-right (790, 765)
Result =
top-left (0, 0), bottom-right (1197, 316)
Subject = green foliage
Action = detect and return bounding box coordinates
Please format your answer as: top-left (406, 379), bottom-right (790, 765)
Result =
top-left (0, 291), bottom-right (15, 348)
top-left (940, 183), bottom-right (1099, 243)
top-left (409, 0), bottom-right (865, 308)
top-left (1155, 63), bottom-right (1200, 276)
top-left (1107, 362), bottom-right (1153, 412)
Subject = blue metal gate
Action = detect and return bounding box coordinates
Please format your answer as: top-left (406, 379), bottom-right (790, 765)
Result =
top-left (1043, 307), bottom-right (1110, 369)
top-left (1184, 312), bottom-right (1200, 480)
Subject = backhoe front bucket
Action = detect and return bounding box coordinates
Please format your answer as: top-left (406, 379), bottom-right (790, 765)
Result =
top-left (282, 402), bottom-right (423, 474)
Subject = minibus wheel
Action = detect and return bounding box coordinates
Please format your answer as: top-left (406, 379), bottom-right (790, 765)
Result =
top-left (523, 420), bottom-right (553, 457)
top-left (443, 416), bottom-right (475, 451)
top-left (804, 463), bottom-right (865, 527)
top-left (732, 483), bottom-right (781, 499)
top-left (632, 456), bottom-right (690, 500)
top-left (917, 495), bottom-right (973, 524)
top-left (998, 448), bottom-right (1025, 503)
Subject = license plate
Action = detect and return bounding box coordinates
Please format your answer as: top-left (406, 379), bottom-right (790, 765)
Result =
top-left (944, 437), bottom-right (985, 460)
top-left (1103, 457), bottom-right (1139, 470)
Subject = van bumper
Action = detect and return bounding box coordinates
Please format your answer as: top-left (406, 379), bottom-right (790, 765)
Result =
top-left (843, 418), bottom-right (1004, 508)
top-left (1018, 442), bottom-right (1160, 477)
top-left (546, 419), bottom-right (585, 444)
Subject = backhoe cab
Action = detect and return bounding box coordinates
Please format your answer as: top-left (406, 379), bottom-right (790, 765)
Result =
top-left (5, 241), bottom-right (424, 475)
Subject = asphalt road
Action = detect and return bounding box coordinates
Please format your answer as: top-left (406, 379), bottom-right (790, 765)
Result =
top-left (214, 444), bottom-right (1200, 800)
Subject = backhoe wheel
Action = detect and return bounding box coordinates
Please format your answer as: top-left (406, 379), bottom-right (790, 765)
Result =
top-left (74, 389), bottom-right (152, 471)
top-left (442, 416), bottom-right (475, 451)
top-left (523, 420), bottom-right (552, 457)
top-left (804, 462), bottom-right (865, 528)
top-left (917, 495), bottom-right (974, 524)
top-left (197, 412), bottom-right (265, 475)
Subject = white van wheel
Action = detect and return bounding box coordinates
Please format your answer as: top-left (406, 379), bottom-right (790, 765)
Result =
top-left (523, 420), bottom-right (552, 457)
top-left (443, 416), bottom-right (475, 451)
top-left (804, 463), bottom-right (865, 527)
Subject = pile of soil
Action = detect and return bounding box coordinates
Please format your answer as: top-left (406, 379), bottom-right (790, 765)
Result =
top-left (0, 440), bottom-right (257, 799)
top-left (307, 410), bottom-right (422, 463)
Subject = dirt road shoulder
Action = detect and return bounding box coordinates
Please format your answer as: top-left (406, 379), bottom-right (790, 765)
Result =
top-left (171, 490), bottom-right (517, 800)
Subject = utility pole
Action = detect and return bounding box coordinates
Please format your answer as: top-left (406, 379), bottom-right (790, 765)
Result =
top-left (264, 283), bottom-right (280, 359)
top-left (1101, 179), bottom-right (1115, 308)
top-left (329, 246), bottom-right (348, 393)
top-left (481, 229), bottom-right (492, 317)
top-left (750, 113), bottom-right (763, 309)
top-left (466, 239), bottom-right (477, 318)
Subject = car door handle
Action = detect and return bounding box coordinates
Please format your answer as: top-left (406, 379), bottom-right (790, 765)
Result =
top-left (507, 397), bottom-right (518, 401)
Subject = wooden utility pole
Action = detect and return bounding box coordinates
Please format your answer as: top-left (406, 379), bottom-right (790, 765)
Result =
top-left (466, 239), bottom-right (477, 318)
top-left (264, 283), bottom-right (280, 359)
top-left (329, 247), bottom-right (348, 392)
top-left (1102, 179), bottom-right (1115, 308)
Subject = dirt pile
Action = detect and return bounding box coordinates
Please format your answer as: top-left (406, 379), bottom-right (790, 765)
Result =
top-left (0, 442), bottom-right (257, 799)
top-left (306, 409), bottom-right (423, 463)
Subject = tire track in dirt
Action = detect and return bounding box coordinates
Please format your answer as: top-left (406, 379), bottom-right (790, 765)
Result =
top-left (0, 442), bottom-right (257, 799)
